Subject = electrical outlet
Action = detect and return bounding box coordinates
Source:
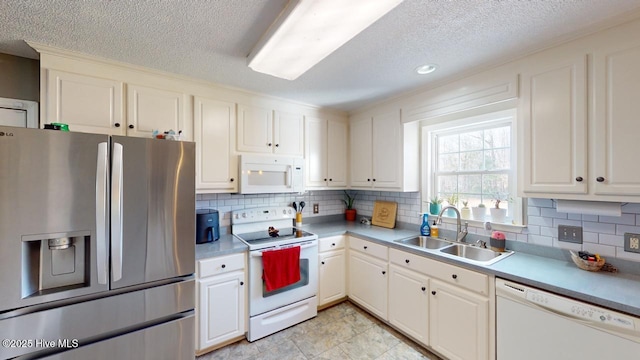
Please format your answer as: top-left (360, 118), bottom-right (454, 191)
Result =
top-left (558, 225), bottom-right (583, 244)
top-left (624, 233), bottom-right (640, 253)
top-left (313, 203), bottom-right (319, 214)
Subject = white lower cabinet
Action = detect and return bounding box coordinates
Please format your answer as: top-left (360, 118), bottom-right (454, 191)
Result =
top-left (388, 264), bottom-right (429, 346)
top-left (429, 279), bottom-right (489, 360)
top-left (196, 253), bottom-right (246, 354)
top-left (348, 237), bottom-right (388, 320)
top-left (318, 236), bottom-right (347, 306)
top-left (385, 247), bottom-right (493, 360)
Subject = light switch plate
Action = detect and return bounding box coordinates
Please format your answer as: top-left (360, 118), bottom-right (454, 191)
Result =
top-left (313, 203), bottom-right (319, 214)
top-left (624, 233), bottom-right (640, 253)
top-left (558, 225), bottom-right (583, 244)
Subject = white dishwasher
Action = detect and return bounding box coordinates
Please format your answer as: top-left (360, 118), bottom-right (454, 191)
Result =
top-left (496, 278), bottom-right (640, 360)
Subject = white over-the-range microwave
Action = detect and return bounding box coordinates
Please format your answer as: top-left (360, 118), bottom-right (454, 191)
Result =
top-left (238, 154), bottom-right (304, 194)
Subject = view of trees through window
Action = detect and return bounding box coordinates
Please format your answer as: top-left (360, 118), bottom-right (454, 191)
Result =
top-left (434, 124), bottom-right (512, 213)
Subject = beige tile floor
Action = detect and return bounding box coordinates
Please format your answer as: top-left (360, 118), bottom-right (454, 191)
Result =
top-left (197, 301), bottom-right (442, 360)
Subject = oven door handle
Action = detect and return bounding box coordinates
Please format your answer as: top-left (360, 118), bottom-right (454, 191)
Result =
top-left (251, 243), bottom-right (316, 257)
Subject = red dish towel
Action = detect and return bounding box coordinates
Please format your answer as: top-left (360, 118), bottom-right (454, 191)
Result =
top-left (262, 246), bottom-right (301, 292)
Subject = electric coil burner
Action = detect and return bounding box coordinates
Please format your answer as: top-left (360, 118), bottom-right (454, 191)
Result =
top-left (232, 206), bottom-right (318, 342)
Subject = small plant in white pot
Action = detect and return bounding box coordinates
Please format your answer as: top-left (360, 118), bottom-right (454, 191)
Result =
top-left (460, 200), bottom-right (471, 220)
top-left (472, 203), bottom-right (487, 221)
top-left (490, 194), bottom-right (510, 223)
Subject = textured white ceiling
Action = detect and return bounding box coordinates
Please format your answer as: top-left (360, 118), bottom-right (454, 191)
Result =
top-left (1, 0), bottom-right (639, 111)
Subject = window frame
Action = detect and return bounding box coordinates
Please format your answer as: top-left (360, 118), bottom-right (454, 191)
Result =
top-left (421, 109), bottom-right (525, 226)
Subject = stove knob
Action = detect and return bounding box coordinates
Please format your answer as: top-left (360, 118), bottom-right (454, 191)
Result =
top-left (242, 213), bottom-right (247, 218)
top-left (283, 210), bottom-right (287, 214)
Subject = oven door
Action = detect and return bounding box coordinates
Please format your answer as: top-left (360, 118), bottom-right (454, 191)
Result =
top-left (248, 240), bottom-right (318, 316)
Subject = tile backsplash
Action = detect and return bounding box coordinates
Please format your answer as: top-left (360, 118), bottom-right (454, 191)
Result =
top-left (197, 191), bottom-right (640, 263)
top-left (196, 190), bottom-right (423, 230)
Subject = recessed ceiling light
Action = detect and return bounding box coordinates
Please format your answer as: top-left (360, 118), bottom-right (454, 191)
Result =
top-left (415, 64), bottom-right (438, 75)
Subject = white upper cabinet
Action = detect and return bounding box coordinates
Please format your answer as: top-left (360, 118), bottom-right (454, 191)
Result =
top-left (194, 97), bottom-right (237, 193)
top-left (520, 54), bottom-right (588, 195)
top-left (237, 104), bottom-right (273, 153)
top-left (274, 110), bottom-right (304, 156)
top-left (127, 84), bottom-right (188, 139)
top-left (305, 116), bottom-right (348, 189)
top-left (519, 21), bottom-right (640, 201)
top-left (349, 109), bottom-right (418, 191)
top-left (592, 42), bottom-right (640, 196)
top-left (46, 70), bottom-right (124, 135)
top-left (237, 104), bottom-right (304, 156)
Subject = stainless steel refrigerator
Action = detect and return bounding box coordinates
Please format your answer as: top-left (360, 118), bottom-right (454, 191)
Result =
top-left (0, 127), bottom-right (196, 359)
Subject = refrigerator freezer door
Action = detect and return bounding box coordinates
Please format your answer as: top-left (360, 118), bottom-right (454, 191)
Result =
top-left (110, 136), bottom-right (195, 289)
top-left (0, 127), bottom-right (110, 312)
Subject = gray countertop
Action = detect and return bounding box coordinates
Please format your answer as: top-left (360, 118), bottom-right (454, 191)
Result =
top-left (195, 220), bottom-right (640, 317)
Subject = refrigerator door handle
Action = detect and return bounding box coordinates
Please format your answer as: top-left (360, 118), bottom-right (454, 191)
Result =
top-left (96, 142), bottom-right (109, 285)
top-left (111, 142), bottom-right (124, 282)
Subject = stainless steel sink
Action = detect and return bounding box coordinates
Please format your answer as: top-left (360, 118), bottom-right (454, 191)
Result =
top-left (395, 236), bottom-right (453, 249)
top-left (439, 244), bottom-right (502, 262)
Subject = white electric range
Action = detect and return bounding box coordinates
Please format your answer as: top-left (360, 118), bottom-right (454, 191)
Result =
top-left (231, 206), bottom-right (318, 342)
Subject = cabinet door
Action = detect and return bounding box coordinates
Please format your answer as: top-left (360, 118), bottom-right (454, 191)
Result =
top-left (593, 43), bottom-right (640, 195)
top-left (327, 119), bottom-right (348, 187)
top-left (430, 279), bottom-right (489, 360)
top-left (349, 116), bottom-right (373, 188)
top-left (196, 271), bottom-right (246, 351)
top-left (520, 55), bottom-right (588, 195)
top-left (127, 84), bottom-right (186, 139)
top-left (274, 111), bottom-right (304, 156)
top-left (348, 250), bottom-right (388, 320)
top-left (372, 110), bottom-right (402, 189)
top-left (237, 104), bottom-right (272, 153)
top-left (46, 70), bottom-right (124, 135)
top-left (318, 249), bottom-right (346, 306)
top-left (388, 265), bottom-right (429, 346)
top-left (194, 97), bottom-right (237, 192)
top-left (305, 116), bottom-right (328, 188)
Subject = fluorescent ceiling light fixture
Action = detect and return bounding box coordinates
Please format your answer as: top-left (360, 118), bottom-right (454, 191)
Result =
top-left (247, 0), bottom-right (404, 80)
top-left (415, 64), bottom-right (438, 75)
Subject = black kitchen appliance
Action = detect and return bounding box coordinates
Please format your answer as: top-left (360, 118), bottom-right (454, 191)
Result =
top-left (196, 209), bottom-right (220, 244)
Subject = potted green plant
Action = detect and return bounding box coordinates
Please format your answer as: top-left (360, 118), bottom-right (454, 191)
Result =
top-left (460, 200), bottom-right (471, 220)
top-left (490, 193), bottom-right (510, 223)
top-left (342, 190), bottom-right (357, 221)
top-left (472, 203), bottom-right (487, 221)
top-left (429, 196), bottom-right (442, 215)
top-left (445, 194), bottom-right (459, 216)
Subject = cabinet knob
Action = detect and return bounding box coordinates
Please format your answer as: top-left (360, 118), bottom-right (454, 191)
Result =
top-left (331, 243), bottom-right (335, 247)
top-left (128, 124), bottom-right (134, 129)
top-left (405, 259), bottom-right (410, 264)
top-left (576, 176), bottom-right (583, 182)
top-left (268, 143), bottom-right (272, 147)
top-left (364, 246), bottom-right (368, 250)
top-left (221, 264), bottom-right (226, 269)
top-left (597, 177), bottom-right (605, 182)
top-left (432, 291), bottom-right (436, 295)
top-left (421, 287), bottom-right (426, 291)
top-left (324, 178), bottom-right (327, 181)
top-left (230, 178), bottom-right (234, 182)
top-left (321, 261), bottom-right (325, 265)
top-left (240, 281), bottom-right (244, 286)
top-left (329, 178), bottom-right (332, 181)
top-left (367, 179), bottom-right (371, 182)
top-left (114, 123), bottom-right (121, 128)
top-left (373, 179), bottom-right (376, 182)
top-left (382, 271), bottom-right (386, 275)
top-left (275, 144), bottom-right (279, 147)
top-left (452, 274), bottom-right (457, 279)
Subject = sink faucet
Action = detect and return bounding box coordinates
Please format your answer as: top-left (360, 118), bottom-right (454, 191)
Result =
top-left (436, 206), bottom-right (468, 243)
